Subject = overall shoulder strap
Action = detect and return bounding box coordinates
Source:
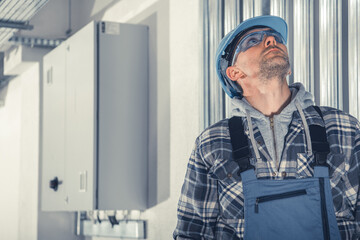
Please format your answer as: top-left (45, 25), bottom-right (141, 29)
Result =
top-left (228, 116), bottom-right (254, 174)
top-left (313, 105), bottom-right (324, 119)
top-left (310, 106), bottom-right (330, 167)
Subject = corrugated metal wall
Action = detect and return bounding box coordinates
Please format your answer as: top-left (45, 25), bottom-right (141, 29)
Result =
top-left (200, 0), bottom-right (359, 130)
top-left (349, 0), bottom-right (360, 119)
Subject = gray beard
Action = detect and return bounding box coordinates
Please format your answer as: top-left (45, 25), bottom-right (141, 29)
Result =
top-left (258, 55), bottom-right (290, 83)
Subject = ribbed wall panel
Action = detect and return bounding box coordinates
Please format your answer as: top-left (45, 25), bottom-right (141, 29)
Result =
top-left (293, 0), bottom-right (314, 94)
top-left (271, 0), bottom-right (286, 18)
top-left (243, 0), bottom-right (255, 20)
top-left (200, 0), bottom-right (210, 129)
top-left (208, 0), bottom-right (224, 125)
top-left (224, 0), bottom-right (241, 118)
top-left (270, 0), bottom-right (294, 84)
top-left (200, 0), bottom-right (225, 129)
top-left (319, 0), bottom-right (342, 109)
top-left (349, 0), bottom-right (360, 119)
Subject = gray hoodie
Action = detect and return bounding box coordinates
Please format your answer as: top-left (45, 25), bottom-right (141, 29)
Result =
top-left (231, 82), bottom-right (314, 170)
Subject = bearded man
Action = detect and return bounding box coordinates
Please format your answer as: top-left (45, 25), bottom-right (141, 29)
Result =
top-left (174, 15), bottom-right (359, 240)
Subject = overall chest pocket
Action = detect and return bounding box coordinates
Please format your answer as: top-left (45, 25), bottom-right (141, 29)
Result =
top-left (297, 152), bottom-right (355, 218)
top-left (208, 159), bottom-right (245, 219)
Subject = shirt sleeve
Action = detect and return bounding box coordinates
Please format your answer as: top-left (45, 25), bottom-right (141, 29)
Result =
top-left (355, 189), bottom-right (360, 240)
top-left (335, 118), bottom-right (360, 240)
top-left (354, 125), bottom-right (360, 240)
top-left (173, 137), bottom-right (219, 240)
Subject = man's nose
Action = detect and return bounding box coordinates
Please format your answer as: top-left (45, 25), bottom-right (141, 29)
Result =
top-left (264, 35), bottom-right (277, 47)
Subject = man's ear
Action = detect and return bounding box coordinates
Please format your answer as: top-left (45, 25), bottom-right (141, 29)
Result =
top-left (226, 66), bottom-right (246, 81)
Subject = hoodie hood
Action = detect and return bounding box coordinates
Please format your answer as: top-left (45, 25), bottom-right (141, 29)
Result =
top-left (231, 82), bottom-right (314, 119)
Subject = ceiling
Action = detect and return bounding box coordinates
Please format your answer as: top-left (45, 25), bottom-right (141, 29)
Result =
top-left (0, 0), bottom-right (49, 51)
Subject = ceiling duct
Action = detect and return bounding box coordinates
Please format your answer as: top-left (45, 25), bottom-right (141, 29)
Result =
top-left (0, 0), bottom-right (49, 51)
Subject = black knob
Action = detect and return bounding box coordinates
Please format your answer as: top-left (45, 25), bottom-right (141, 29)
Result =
top-left (49, 177), bottom-right (62, 191)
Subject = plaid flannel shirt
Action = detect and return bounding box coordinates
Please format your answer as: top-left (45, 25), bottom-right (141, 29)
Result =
top-left (174, 106), bottom-right (360, 240)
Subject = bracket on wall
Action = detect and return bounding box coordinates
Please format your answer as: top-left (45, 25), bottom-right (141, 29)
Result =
top-left (81, 219), bottom-right (146, 238)
top-left (8, 36), bottom-right (63, 48)
top-left (0, 20), bottom-right (33, 30)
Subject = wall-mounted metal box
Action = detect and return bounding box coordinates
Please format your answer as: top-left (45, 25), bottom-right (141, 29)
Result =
top-left (41, 21), bottom-right (148, 211)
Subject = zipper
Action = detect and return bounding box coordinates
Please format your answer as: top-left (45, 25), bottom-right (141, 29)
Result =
top-left (319, 178), bottom-right (330, 240)
top-left (269, 117), bottom-right (279, 171)
top-left (255, 189), bottom-right (307, 213)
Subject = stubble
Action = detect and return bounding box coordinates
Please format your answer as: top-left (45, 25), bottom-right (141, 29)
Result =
top-left (258, 51), bottom-right (291, 84)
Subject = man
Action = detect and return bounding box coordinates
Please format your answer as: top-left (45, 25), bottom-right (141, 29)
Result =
top-left (173, 15), bottom-right (359, 239)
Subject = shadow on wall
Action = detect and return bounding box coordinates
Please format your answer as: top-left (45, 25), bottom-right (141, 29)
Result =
top-left (0, 51), bottom-right (16, 107)
top-left (0, 82), bottom-right (9, 107)
top-left (139, 12), bottom-right (171, 208)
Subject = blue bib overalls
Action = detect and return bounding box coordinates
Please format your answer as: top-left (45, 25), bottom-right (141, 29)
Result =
top-left (228, 106), bottom-right (341, 239)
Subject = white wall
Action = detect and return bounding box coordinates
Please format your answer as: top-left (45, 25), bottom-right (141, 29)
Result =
top-left (0, 63), bottom-right (42, 239)
top-left (156, 0), bottom-right (201, 237)
top-left (0, 0), bottom-right (201, 239)
top-left (0, 73), bottom-right (22, 240)
top-left (18, 64), bottom-right (40, 240)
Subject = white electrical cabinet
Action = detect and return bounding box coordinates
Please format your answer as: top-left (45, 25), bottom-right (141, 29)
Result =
top-left (41, 21), bottom-right (148, 211)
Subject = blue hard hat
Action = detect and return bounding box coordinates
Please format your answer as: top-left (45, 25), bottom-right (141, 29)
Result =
top-left (215, 15), bottom-right (288, 98)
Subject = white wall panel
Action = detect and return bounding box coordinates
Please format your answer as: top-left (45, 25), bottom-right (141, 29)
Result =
top-left (19, 64), bottom-right (40, 240)
top-left (0, 76), bottom-right (21, 240)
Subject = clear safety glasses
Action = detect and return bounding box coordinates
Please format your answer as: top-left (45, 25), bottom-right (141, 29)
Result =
top-left (231, 30), bottom-right (285, 65)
